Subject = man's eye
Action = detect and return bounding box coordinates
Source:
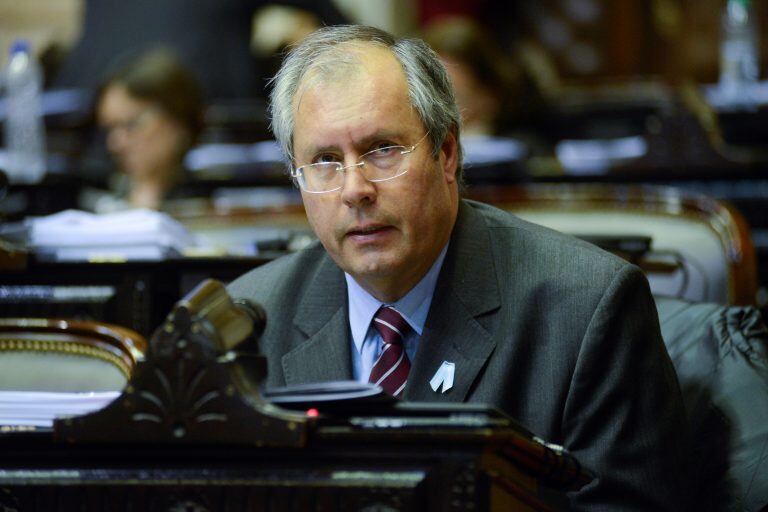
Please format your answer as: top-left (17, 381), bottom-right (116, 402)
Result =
top-left (315, 153), bottom-right (340, 164)
top-left (370, 143), bottom-right (398, 156)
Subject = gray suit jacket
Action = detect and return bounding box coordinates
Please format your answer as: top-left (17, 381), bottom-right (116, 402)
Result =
top-left (228, 199), bottom-right (691, 510)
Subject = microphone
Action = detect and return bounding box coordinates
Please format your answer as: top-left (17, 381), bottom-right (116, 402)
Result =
top-left (173, 279), bottom-right (267, 354)
top-left (233, 299), bottom-right (267, 341)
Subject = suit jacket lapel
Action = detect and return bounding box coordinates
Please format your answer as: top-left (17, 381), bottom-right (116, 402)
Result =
top-left (406, 200), bottom-right (501, 402)
top-left (282, 255), bottom-right (353, 385)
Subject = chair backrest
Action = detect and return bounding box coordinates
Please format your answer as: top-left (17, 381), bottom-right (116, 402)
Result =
top-left (655, 296), bottom-right (768, 511)
top-left (471, 183), bottom-right (758, 304)
top-left (0, 318), bottom-right (147, 392)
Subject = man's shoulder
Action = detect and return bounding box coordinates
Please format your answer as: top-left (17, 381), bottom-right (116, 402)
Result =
top-left (227, 240), bottom-right (328, 303)
top-left (464, 198), bottom-right (629, 274)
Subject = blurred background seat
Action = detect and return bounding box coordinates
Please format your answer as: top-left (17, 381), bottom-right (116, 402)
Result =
top-left (470, 183), bottom-right (758, 304)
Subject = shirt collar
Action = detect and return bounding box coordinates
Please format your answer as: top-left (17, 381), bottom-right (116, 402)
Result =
top-left (346, 243), bottom-right (449, 354)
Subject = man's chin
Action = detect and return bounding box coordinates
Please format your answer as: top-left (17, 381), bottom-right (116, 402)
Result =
top-left (340, 255), bottom-right (403, 282)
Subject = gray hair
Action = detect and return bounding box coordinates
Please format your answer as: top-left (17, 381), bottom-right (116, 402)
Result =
top-left (269, 25), bottom-right (463, 180)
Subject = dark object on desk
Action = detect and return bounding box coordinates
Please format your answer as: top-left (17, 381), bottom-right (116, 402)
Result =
top-left (718, 107), bottom-right (768, 149)
top-left (656, 296), bottom-right (768, 512)
top-left (264, 380), bottom-right (394, 408)
top-left (574, 234), bottom-right (652, 263)
top-left (266, 381), bottom-right (510, 427)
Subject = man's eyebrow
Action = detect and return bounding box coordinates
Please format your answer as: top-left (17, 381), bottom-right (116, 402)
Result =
top-left (300, 132), bottom-right (403, 158)
top-left (359, 132), bottom-right (403, 146)
top-left (303, 143), bottom-right (340, 157)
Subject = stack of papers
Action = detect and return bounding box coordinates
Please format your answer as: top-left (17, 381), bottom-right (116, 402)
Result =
top-left (0, 391), bottom-right (120, 427)
top-left (27, 209), bottom-right (199, 261)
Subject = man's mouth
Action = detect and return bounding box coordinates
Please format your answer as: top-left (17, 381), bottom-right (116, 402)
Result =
top-left (346, 225), bottom-right (392, 238)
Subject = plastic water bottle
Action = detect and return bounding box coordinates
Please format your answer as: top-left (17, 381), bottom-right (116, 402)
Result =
top-left (2, 40), bottom-right (46, 184)
top-left (719, 0), bottom-right (760, 106)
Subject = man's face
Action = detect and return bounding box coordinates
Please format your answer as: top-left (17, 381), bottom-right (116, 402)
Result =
top-left (292, 45), bottom-right (460, 302)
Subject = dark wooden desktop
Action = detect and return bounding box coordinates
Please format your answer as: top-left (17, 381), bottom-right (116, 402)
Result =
top-left (1, 420), bottom-right (584, 511)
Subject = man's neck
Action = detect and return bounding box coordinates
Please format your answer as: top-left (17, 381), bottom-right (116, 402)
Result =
top-left (358, 280), bottom-right (414, 304)
top-left (355, 268), bottom-right (433, 303)
top-left (348, 243), bottom-right (451, 304)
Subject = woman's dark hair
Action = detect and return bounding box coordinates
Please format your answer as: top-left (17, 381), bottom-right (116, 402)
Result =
top-left (100, 48), bottom-right (204, 143)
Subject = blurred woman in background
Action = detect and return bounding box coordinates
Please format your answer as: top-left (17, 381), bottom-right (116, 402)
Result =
top-left (94, 49), bottom-right (203, 211)
top-left (423, 16), bottom-right (521, 136)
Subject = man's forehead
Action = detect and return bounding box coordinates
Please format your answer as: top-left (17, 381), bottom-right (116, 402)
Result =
top-left (295, 44), bottom-right (405, 104)
top-left (313, 41), bottom-right (398, 74)
top-left (289, 43), bottom-right (423, 160)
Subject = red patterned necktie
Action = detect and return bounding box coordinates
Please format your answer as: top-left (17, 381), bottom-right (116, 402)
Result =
top-left (368, 306), bottom-right (411, 397)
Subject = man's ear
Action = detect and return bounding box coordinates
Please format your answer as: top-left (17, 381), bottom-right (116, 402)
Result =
top-left (439, 129), bottom-right (459, 184)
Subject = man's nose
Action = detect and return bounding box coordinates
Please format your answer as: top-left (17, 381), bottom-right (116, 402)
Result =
top-left (340, 162), bottom-right (376, 207)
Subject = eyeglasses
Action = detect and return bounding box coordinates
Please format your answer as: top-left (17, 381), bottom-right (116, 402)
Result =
top-left (291, 133), bottom-right (430, 194)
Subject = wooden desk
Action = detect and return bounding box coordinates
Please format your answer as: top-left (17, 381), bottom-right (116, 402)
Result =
top-left (0, 422), bottom-right (584, 511)
top-left (0, 280), bottom-right (590, 511)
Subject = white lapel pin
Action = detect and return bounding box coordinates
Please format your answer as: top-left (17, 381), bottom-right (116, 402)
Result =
top-left (429, 361), bottom-right (455, 393)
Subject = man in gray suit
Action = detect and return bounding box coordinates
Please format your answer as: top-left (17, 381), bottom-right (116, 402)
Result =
top-left (229, 25), bottom-right (691, 509)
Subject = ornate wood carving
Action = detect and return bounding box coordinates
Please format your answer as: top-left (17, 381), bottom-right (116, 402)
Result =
top-left (55, 279), bottom-right (309, 446)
